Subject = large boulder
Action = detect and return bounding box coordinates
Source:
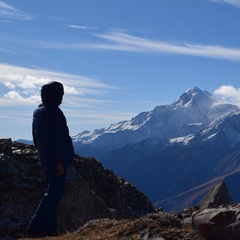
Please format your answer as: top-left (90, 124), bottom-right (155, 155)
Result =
top-left (192, 182), bottom-right (239, 239)
top-left (192, 206), bottom-right (240, 240)
top-left (0, 139), bottom-right (156, 239)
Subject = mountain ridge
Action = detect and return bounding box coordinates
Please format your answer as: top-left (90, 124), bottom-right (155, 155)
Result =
top-left (73, 86), bottom-right (239, 156)
top-left (72, 87), bottom-right (240, 210)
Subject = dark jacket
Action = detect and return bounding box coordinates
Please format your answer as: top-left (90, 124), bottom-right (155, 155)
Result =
top-left (32, 104), bottom-right (74, 171)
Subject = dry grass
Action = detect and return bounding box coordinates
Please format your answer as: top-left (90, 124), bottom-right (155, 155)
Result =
top-left (19, 216), bottom-right (203, 240)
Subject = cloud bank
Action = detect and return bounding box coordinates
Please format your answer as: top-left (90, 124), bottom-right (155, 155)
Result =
top-left (0, 63), bottom-right (118, 106)
top-left (214, 85), bottom-right (240, 105)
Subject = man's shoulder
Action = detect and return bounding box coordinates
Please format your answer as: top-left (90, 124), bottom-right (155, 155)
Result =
top-left (33, 105), bottom-right (45, 115)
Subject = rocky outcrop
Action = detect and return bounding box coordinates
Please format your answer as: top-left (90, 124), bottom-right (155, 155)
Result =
top-left (200, 181), bottom-right (233, 210)
top-left (192, 182), bottom-right (240, 239)
top-left (0, 139), bottom-right (156, 239)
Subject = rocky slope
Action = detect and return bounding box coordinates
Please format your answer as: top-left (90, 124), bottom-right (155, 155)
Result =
top-left (0, 139), bottom-right (155, 239)
top-left (18, 182), bottom-right (238, 240)
top-left (3, 138), bottom-right (240, 240)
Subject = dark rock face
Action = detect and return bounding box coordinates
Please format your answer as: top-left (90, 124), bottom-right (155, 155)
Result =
top-left (0, 139), bottom-right (156, 239)
top-left (59, 157), bottom-right (156, 232)
top-left (0, 139), bottom-right (45, 239)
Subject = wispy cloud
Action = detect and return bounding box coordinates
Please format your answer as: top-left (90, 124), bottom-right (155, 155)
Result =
top-left (68, 24), bottom-right (98, 30)
top-left (0, 1), bottom-right (32, 20)
top-left (214, 85), bottom-right (240, 105)
top-left (95, 32), bottom-right (240, 61)
top-left (0, 63), bottom-right (118, 106)
top-left (211, 0), bottom-right (240, 8)
top-left (38, 31), bottom-right (240, 61)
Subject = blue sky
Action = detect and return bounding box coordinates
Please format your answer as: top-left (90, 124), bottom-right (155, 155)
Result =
top-left (1, 0), bottom-right (240, 140)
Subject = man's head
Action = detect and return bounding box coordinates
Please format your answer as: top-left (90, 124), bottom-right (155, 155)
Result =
top-left (41, 81), bottom-right (64, 106)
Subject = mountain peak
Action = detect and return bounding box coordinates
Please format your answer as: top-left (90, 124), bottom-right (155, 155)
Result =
top-left (72, 86), bottom-right (239, 152)
top-left (186, 86), bottom-right (205, 94)
top-left (174, 86), bottom-right (213, 108)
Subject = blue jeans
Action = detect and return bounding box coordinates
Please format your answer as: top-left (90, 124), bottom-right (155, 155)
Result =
top-left (27, 169), bottom-right (67, 236)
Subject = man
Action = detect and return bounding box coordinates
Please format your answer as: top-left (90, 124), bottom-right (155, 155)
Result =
top-left (27, 81), bottom-right (74, 237)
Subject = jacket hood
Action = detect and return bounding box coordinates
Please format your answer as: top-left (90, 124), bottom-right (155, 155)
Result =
top-left (41, 81), bottom-right (64, 106)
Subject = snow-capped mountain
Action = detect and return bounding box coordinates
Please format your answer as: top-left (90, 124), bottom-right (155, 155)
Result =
top-left (72, 87), bottom-right (240, 211)
top-left (72, 87), bottom-right (239, 156)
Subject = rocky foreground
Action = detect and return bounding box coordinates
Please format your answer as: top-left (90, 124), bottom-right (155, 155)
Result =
top-left (1, 138), bottom-right (240, 240)
top-left (19, 212), bottom-right (200, 240)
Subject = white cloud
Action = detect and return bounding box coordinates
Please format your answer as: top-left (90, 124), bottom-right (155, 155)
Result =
top-left (68, 24), bottom-right (97, 30)
top-left (17, 79), bottom-right (36, 89)
top-left (4, 74), bottom-right (23, 81)
top-left (0, 63), bottom-right (118, 106)
top-left (212, 0), bottom-right (240, 7)
top-left (0, 2), bottom-right (16, 11)
top-left (0, 1), bottom-right (32, 20)
top-left (63, 85), bottom-right (79, 95)
top-left (4, 90), bottom-right (23, 100)
top-left (3, 90), bottom-right (40, 105)
top-left (94, 32), bottom-right (240, 61)
top-left (38, 31), bottom-right (240, 61)
top-left (214, 85), bottom-right (240, 104)
top-left (4, 81), bottom-right (15, 89)
top-left (4, 90), bottom-right (39, 103)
